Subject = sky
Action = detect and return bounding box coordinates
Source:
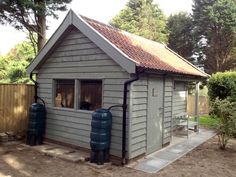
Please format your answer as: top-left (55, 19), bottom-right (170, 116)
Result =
top-left (0, 0), bottom-right (193, 55)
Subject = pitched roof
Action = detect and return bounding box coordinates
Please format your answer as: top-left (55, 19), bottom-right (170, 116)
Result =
top-left (27, 10), bottom-right (208, 78)
top-left (81, 16), bottom-right (207, 77)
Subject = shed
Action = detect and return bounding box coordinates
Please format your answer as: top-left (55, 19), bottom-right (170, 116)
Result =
top-left (27, 10), bottom-right (208, 163)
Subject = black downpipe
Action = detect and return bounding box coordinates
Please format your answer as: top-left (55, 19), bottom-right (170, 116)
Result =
top-left (30, 73), bottom-right (45, 105)
top-left (122, 70), bottom-right (143, 165)
top-left (30, 73), bottom-right (38, 103)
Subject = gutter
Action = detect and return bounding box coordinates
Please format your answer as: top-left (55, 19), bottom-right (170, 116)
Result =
top-left (122, 69), bottom-right (145, 165)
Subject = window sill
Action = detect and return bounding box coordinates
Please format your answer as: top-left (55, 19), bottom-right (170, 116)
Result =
top-left (49, 106), bottom-right (94, 114)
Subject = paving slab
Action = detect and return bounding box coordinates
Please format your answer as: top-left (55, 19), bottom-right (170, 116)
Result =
top-left (86, 162), bottom-right (112, 169)
top-left (132, 129), bottom-right (216, 173)
top-left (58, 152), bottom-right (84, 163)
top-left (44, 148), bottom-right (75, 157)
top-left (166, 147), bottom-right (186, 154)
top-left (31, 144), bottom-right (56, 152)
top-left (152, 151), bottom-right (179, 161)
top-left (135, 158), bottom-right (169, 173)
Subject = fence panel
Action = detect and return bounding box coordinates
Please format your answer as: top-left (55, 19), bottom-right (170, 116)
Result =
top-left (0, 84), bottom-right (34, 133)
top-left (187, 95), bottom-right (209, 116)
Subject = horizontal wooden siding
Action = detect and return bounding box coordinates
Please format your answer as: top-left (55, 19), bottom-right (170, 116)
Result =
top-left (37, 27), bottom-right (130, 157)
top-left (129, 77), bottom-right (148, 158)
top-left (163, 78), bottom-right (173, 145)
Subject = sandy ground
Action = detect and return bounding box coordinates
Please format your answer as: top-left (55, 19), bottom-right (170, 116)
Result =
top-left (0, 136), bottom-right (235, 177)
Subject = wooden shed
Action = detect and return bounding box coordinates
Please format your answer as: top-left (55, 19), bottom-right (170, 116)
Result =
top-left (27, 10), bottom-right (208, 163)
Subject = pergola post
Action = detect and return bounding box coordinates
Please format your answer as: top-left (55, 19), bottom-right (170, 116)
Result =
top-left (194, 81), bottom-right (200, 132)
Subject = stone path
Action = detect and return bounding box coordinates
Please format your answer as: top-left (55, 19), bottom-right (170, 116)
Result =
top-left (128, 129), bottom-right (216, 173)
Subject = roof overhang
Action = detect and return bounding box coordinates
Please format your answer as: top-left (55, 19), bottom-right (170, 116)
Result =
top-left (27, 10), bottom-right (137, 74)
top-left (142, 67), bottom-right (209, 81)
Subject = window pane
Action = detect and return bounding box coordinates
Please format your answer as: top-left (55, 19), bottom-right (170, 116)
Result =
top-left (55, 79), bottom-right (75, 108)
top-left (174, 81), bottom-right (186, 91)
top-left (80, 80), bottom-right (102, 110)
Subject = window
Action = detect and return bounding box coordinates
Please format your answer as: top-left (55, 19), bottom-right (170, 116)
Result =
top-left (55, 79), bottom-right (75, 108)
top-left (174, 81), bottom-right (186, 91)
top-left (80, 80), bottom-right (102, 111)
top-left (53, 79), bottom-right (102, 111)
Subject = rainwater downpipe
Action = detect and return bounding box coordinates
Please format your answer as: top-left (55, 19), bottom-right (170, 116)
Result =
top-left (122, 69), bottom-right (144, 166)
top-left (30, 73), bottom-right (45, 105)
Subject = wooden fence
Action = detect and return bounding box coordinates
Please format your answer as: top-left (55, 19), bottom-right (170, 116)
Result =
top-left (0, 84), bottom-right (34, 133)
top-left (0, 83), bottom-right (209, 132)
top-left (187, 95), bottom-right (209, 116)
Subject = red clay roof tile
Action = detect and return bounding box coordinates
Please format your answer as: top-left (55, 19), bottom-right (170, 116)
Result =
top-left (81, 16), bottom-right (207, 77)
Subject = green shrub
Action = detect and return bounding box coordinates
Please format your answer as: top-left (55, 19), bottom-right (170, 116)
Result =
top-left (7, 60), bottom-right (30, 83)
top-left (211, 98), bottom-right (236, 150)
top-left (208, 71), bottom-right (236, 101)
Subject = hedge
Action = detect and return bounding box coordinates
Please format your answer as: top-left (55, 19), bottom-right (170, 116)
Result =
top-left (208, 71), bottom-right (236, 101)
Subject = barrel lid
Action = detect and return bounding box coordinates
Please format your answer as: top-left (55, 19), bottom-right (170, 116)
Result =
top-left (95, 108), bottom-right (110, 113)
top-left (31, 103), bottom-right (44, 107)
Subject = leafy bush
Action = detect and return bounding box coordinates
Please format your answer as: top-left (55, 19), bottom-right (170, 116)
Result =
top-left (208, 71), bottom-right (236, 101)
top-left (7, 60), bottom-right (30, 83)
top-left (211, 98), bottom-right (236, 150)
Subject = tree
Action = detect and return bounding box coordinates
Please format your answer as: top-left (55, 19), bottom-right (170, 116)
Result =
top-left (7, 59), bottom-right (30, 83)
top-left (0, 56), bottom-right (8, 80)
top-left (0, 0), bottom-right (72, 52)
top-left (7, 40), bottom-right (35, 62)
top-left (167, 12), bottom-right (195, 62)
top-left (192, 0), bottom-right (236, 74)
top-left (0, 40), bottom-right (35, 83)
top-left (110, 0), bottom-right (168, 43)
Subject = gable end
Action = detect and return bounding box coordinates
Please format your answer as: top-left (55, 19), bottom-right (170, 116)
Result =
top-left (27, 10), bottom-right (136, 74)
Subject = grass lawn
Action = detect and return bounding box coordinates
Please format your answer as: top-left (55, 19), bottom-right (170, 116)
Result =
top-left (190, 115), bottom-right (218, 129)
top-left (199, 115), bottom-right (218, 129)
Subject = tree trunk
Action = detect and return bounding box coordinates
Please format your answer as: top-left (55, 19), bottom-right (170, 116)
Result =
top-left (36, 0), bottom-right (46, 52)
top-left (37, 15), bottom-right (46, 51)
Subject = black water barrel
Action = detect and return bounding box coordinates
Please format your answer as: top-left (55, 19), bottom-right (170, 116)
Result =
top-left (90, 108), bottom-right (112, 164)
top-left (90, 109), bottom-right (112, 150)
top-left (26, 103), bottom-right (46, 146)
